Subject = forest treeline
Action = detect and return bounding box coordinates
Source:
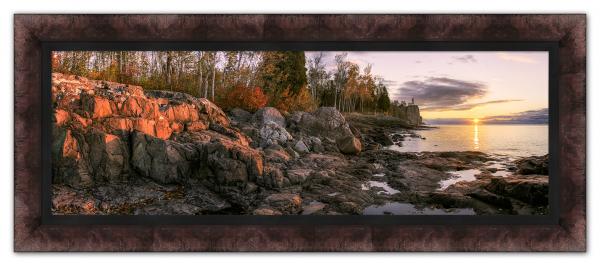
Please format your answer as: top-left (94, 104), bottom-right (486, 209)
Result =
top-left (52, 51), bottom-right (398, 113)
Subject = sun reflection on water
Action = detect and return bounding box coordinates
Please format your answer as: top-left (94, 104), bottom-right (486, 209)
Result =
top-left (473, 124), bottom-right (480, 150)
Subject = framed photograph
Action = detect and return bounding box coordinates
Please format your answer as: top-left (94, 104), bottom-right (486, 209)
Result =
top-left (14, 14), bottom-right (586, 251)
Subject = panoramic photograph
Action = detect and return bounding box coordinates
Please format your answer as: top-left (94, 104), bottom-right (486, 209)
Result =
top-left (50, 50), bottom-right (549, 216)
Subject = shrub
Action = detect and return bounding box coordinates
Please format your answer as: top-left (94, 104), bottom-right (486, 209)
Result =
top-left (221, 85), bottom-right (268, 112)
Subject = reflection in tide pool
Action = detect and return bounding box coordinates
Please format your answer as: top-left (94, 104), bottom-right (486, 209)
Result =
top-left (363, 202), bottom-right (476, 215)
top-left (438, 169), bottom-right (481, 190)
top-left (361, 181), bottom-right (400, 195)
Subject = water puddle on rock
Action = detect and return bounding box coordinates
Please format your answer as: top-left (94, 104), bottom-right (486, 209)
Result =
top-left (363, 202), bottom-right (476, 215)
top-left (484, 162), bottom-right (512, 177)
top-left (361, 181), bottom-right (400, 195)
top-left (438, 169), bottom-right (481, 190)
top-left (491, 170), bottom-right (511, 177)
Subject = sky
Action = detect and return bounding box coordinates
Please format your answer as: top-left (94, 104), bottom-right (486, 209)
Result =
top-left (305, 51), bottom-right (549, 123)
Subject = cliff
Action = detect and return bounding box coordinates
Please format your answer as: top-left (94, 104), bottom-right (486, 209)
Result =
top-left (390, 104), bottom-right (422, 126)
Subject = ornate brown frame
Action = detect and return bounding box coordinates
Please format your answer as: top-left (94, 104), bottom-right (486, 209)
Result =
top-left (14, 14), bottom-right (586, 251)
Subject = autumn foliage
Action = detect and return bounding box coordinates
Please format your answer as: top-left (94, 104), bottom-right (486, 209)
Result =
top-left (220, 85), bottom-right (268, 112)
top-left (274, 87), bottom-right (316, 113)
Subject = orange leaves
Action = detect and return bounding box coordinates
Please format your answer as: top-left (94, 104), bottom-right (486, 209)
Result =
top-left (274, 87), bottom-right (316, 113)
top-left (221, 85), bottom-right (268, 112)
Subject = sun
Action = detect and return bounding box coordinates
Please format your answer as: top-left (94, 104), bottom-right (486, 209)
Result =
top-left (473, 118), bottom-right (480, 124)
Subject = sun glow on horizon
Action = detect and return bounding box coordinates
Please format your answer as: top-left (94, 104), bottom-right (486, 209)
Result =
top-left (473, 118), bottom-right (480, 124)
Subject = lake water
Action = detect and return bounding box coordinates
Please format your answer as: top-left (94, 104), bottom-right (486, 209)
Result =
top-left (389, 124), bottom-right (548, 158)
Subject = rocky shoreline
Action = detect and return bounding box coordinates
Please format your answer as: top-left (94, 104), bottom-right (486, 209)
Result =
top-left (51, 73), bottom-right (549, 216)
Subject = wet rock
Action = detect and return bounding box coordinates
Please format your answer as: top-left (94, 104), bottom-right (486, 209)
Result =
top-left (467, 189), bottom-right (513, 209)
top-left (515, 154), bottom-right (549, 175)
top-left (338, 201), bottom-right (361, 214)
top-left (485, 175), bottom-right (548, 206)
top-left (373, 131), bottom-right (394, 146)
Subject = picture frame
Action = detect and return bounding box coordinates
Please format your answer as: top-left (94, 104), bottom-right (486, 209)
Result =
top-left (14, 14), bottom-right (586, 251)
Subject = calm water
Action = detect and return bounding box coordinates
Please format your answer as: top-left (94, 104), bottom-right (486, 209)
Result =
top-left (389, 124), bottom-right (548, 158)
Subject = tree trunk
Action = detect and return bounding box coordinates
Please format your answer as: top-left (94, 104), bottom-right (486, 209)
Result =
top-left (211, 63), bottom-right (216, 101)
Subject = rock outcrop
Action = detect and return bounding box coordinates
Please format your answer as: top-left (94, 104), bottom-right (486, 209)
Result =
top-left (390, 104), bottom-right (422, 126)
top-left (287, 107), bottom-right (362, 154)
top-left (51, 73), bottom-right (262, 195)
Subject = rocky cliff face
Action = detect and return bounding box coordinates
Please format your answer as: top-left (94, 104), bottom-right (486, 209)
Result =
top-left (392, 104), bottom-right (422, 126)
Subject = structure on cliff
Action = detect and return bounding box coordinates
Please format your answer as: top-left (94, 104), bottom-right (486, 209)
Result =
top-left (389, 100), bottom-right (422, 126)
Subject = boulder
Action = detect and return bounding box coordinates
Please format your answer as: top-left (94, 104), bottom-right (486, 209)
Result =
top-left (252, 107), bottom-right (286, 127)
top-left (313, 107), bottom-right (350, 131)
top-left (336, 135), bottom-right (362, 155)
top-left (258, 121), bottom-right (293, 147)
top-left (293, 140), bottom-right (310, 153)
top-left (295, 107), bottom-right (361, 153)
top-left (229, 108), bottom-right (252, 123)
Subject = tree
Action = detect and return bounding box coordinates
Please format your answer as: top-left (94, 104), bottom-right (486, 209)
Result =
top-left (333, 53), bottom-right (349, 110)
top-left (307, 52), bottom-right (329, 104)
top-left (259, 51), bottom-right (308, 106)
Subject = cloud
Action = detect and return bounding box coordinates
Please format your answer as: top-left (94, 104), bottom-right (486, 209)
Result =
top-left (421, 99), bottom-right (522, 112)
top-left (496, 52), bottom-right (537, 64)
top-left (395, 77), bottom-right (487, 110)
top-left (452, 55), bottom-right (477, 63)
top-left (483, 108), bottom-right (548, 124)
